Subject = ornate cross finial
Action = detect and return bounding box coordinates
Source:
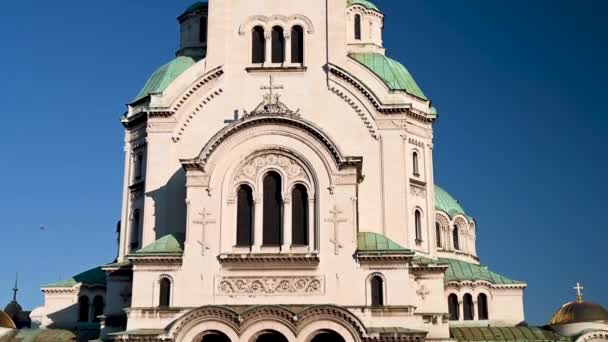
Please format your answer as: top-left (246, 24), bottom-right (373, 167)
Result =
top-left (260, 75), bottom-right (284, 105)
top-left (574, 282), bottom-right (584, 303)
top-left (12, 273), bottom-right (18, 302)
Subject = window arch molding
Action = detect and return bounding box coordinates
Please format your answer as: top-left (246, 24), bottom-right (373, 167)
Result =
top-left (413, 207), bottom-right (424, 243)
top-left (238, 14), bottom-right (315, 36)
top-left (365, 272), bottom-right (387, 306)
top-left (435, 212), bottom-right (450, 250)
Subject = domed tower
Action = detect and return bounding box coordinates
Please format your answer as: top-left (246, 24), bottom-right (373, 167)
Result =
top-left (177, 1), bottom-right (209, 60)
top-left (3, 275), bottom-right (30, 329)
top-left (549, 284), bottom-right (608, 339)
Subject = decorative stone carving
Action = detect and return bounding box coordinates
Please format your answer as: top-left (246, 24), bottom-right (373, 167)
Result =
top-left (410, 185), bottom-right (427, 198)
top-left (243, 76), bottom-right (300, 118)
top-left (234, 153), bottom-right (310, 185)
top-left (417, 284), bottom-right (430, 300)
top-left (217, 276), bottom-right (324, 296)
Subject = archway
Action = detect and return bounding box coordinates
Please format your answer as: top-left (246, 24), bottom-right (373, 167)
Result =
top-left (197, 330), bottom-right (231, 342)
top-left (256, 330), bottom-right (289, 342)
top-left (311, 330), bottom-right (346, 342)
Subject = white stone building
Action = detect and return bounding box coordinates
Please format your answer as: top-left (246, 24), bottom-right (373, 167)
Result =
top-left (36, 1), bottom-right (607, 342)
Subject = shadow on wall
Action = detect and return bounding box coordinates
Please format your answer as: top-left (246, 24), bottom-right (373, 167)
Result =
top-left (46, 303), bottom-right (100, 342)
top-left (147, 169), bottom-right (187, 241)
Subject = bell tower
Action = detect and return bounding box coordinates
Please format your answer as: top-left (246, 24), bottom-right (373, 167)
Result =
top-left (177, 1), bottom-right (208, 60)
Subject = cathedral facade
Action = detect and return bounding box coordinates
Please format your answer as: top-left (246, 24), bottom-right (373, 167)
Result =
top-left (37, 1), bottom-right (544, 341)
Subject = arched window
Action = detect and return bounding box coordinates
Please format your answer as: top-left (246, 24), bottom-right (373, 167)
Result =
top-left (199, 16), bottom-right (208, 43)
top-left (134, 152), bottom-right (144, 181)
top-left (312, 331), bottom-right (346, 342)
top-left (78, 296), bottom-right (89, 322)
top-left (463, 293), bottom-right (474, 320)
top-left (92, 296), bottom-right (104, 322)
top-left (436, 222), bottom-right (442, 248)
top-left (199, 331), bottom-right (231, 342)
top-left (415, 210), bottom-right (423, 242)
top-left (354, 14), bottom-right (362, 40)
top-left (263, 172), bottom-right (283, 246)
top-left (236, 185), bottom-right (254, 247)
top-left (130, 210), bottom-right (141, 252)
top-left (448, 294), bottom-right (459, 321)
top-left (291, 184), bottom-right (309, 246)
top-left (453, 225), bottom-right (460, 250)
top-left (291, 25), bottom-right (304, 63)
top-left (370, 275), bottom-right (384, 306)
top-left (252, 26), bottom-right (266, 63)
top-left (271, 26), bottom-right (285, 63)
top-left (256, 330), bottom-right (289, 342)
top-left (413, 152), bottom-right (420, 176)
top-left (159, 278), bottom-right (171, 308)
top-left (478, 293), bottom-right (489, 320)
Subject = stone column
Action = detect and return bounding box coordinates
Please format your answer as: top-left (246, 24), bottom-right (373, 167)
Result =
top-left (283, 194), bottom-right (292, 251)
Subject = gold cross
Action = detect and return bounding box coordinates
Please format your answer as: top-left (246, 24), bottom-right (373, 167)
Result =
top-left (574, 282), bottom-right (584, 303)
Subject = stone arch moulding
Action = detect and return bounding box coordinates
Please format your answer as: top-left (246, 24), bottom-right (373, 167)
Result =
top-left (181, 114), bottom-right (363, 191)
top-left (238, 14), bottom-right (315, 36)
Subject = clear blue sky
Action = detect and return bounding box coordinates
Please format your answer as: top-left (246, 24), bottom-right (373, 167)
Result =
top-left (0, 0), bottom-right (606, 325)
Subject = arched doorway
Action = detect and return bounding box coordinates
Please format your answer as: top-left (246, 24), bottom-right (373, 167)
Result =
top-left (197, 330), bottom-right (231, 342)
top-left (256, 330), bottom-right (289, 342)
top-left (311, 330), bottom-right (346, 342)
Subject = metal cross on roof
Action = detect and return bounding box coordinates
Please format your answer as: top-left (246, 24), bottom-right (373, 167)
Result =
top-left (260, 75), bottom-right (284, 105)
top-left (12, 273), bottom-right (18, 301)
top-left (574, 282), bottom-right (584, 303)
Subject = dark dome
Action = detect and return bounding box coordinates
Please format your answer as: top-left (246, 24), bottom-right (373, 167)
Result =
top-left (3, 301), bottom-right (22, 317)
top-left (549, 301), bottom-right (608, 325)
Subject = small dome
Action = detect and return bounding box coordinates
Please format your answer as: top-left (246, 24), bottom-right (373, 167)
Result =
top-left (3, 302), bottom-right (22, 318)
top-left (133, 56), bottom-right (198, 103)
top-left (347, 0), bottom-right (380, 11)
top-left (435, 185), bottom-right (469, 219)
top-left (549, 301), bottom-right (608, 325)
top-left (180, 1), bottom-right (208, 18)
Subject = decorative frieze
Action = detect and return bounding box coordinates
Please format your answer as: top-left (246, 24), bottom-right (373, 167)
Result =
top-left (216, 276), bottom-right (324, 296)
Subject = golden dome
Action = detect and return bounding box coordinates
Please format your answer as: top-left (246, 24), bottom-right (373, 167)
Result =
top-left (0, 310), bottom-right (16, 329)
top-left (549, 301), bottom-right (608, 325)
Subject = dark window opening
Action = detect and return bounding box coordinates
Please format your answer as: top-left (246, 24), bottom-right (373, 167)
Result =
top-left (291, 184), bottom-right (309, 245)
top-left (134, 152), bottom-right (144, 181)
top-left (436, 223), bottom-right (442, 248)
top-left (463, 294), bottom-right (474, 320)
top-left (78, 296), bottom-right (89, 323)
top-left (448, 294), bottom-right (459, 321)
top-left (371, 275), bottom-right (384, 306)
top-left (159, 278), bottom-right (171, 308)
top-left (236, 185), bottom-right (254, 247)
top-left (256, 330), bottom-right (289, 342)
top-left (92, 296), bottom-right (104, 322)
top-left (130, 210), bottom-right (141, 252)
top-left (199, 16), bottom-right (208, 43)
top-left (415, 210), bottom-right (423, 242)
top-left (252, 26), bottom-right (266, 63)
top-left (311, 331), bottom-right (346, 342)
top-left (354, 14), bottom-right (362, 40)
top-left (478, 293), bottom-right (489, 320)
top-left (199, 331), bottom-right (231, 342)
top-left (453, 225), bottom-right (460, 250)
top-left (271, 26), bottom-right (285, 63)
top-left (413, 152), bottom-right (420, 176)
top-left (263, 172), bottom-right (283, 246)
top-left (291, 25), bottom-right (304, 63)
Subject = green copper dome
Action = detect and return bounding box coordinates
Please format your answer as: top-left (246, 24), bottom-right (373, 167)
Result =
top-left (134, 233), bottom-right (185, 255)
top-left (133, 56), bottom-right (198, 103)
top-left (349, 53), bottom-right (427, 100)
top-left (435, 185), bottom-right (468, 219)
top-left (347, 0), bottom-right (380, 11)
top-left (357, 232), bottom-right (412, 253)
top-left (181, 2), bottom-right (208, 17)
top-left (41, 267), bottom-right (106, 288)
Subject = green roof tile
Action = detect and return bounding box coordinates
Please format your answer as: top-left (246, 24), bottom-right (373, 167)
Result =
top-left (133, 234), bottom-right (184, 255)
top-left (133, 56), bottom-right (198, 103)
top-left (41, 267), bottom-right (106, 288)
top-left (357, 232), bottom-right (413, 253)
top-left (349, 53), bottom-right (427, 100)
top-left (181, 2), bottom-right (208, 17)
top-left (450, 327), bottom-right (571, 342)
top-left (441, 258), bottom-right (525, 285)
top-left (435, 185), bottom-right (468, 219)
top-left (347, 0), bottom-right (380, 11)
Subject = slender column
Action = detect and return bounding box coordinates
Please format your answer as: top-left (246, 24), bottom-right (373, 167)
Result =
top-left (265, 34), bottom-right (272, 64)
top-left (283, 195), bottom-right (292, 251)
top-left (473, 300), bottom-right (479, 320)
top-left (285, 33), bottom-right (292, 64)
top-left (459, 299), bottom-right (464, 322)
top-left (308, 197), bottom-right (315, 252)
top-left (253, 196), bottom-right (263, 252)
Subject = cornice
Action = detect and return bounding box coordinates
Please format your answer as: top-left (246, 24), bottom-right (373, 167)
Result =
top-left (217, 253), bottom-right (320, 270)
top-left (444, 280), bottom-right (527, 290)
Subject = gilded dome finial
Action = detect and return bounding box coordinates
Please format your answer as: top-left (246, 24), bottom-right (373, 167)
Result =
top-left (574, 282), bottom-right (584, 303)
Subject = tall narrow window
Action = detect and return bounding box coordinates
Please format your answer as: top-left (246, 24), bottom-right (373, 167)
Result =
top-left (130, 210), bottom-right (141, 252)
top-left (478, 293), bottom-right (489, 320)
top-left (252, 26), bottom-right (266, 63)
top-left (415, 210), bottom-right (423, 242)
top-left (134, 152), bottom-right (144, 181)
top-left (159, 278), bottom-right (171, 308)
top-left (463, 294), bottom-right (474, 320)
top-left (436, 223), bottom-right (442, 248)
top-left (291, 25), bottom-right (304, 63)
top-left (263, 172), bottom-right (283, 246)
top-left (453, 225), bottom-right (460, 250)
top-left (354, 14), bottom-right (362, 40)
top-left (291, 184), bottom-right (309, 246)
top-left (92, 296), bottom-right (104, 322)
top-left (448, 294), bottom-right (459, 321)
top-left (370, 275), bottom-right (384, 306)
top-left (271, 26), bottom-right (285, 63)
top-left (78, 296), bottom-right (89, 322)
top-left (236, 185), bottom-right (254, 247)
top-left (413, 152), bottom-right (420, 176)
top-left (199, 16), bottom-right (208, 43)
